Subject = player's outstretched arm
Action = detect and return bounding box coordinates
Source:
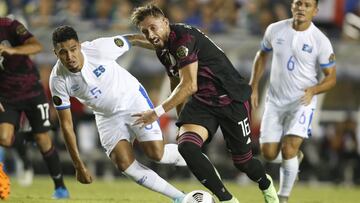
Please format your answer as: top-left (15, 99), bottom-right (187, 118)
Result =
top-left (249, 50), bottom-right (269, 108)
top-left (0, 102), bottom-right (4, 112)
top-left (0, 36), bottom-right (43, 56)
top-left (123, 34), bottom-right (154, 50)
top-left (56, 108), bottom-right (93, 184)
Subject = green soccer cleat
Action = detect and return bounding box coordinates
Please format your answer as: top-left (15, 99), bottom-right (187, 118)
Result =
top-left (220, 196), bottom-right (240, 203)
top-left (262, 174), bottom-right (279, 203)
top-left (278, 195), bottom-right (289, 203)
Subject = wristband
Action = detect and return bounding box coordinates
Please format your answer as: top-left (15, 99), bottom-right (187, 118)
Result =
top-left (154, 105), bottom-right (165, 117)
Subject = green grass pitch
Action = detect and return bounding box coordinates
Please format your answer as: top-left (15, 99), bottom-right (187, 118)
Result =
top-left (6, 176), bottom-right (360, 203)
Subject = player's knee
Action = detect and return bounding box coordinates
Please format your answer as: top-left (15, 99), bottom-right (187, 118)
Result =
top-left (281, 146), bottom-right (298, 159)
top-left (146, 149), bottom-right (163, 162)
top-left (0, 132), bottom-right (13, 147)
top-left (261, 151), bottom-right (278, 161)
top-left (34, 133), bottom-right (52, 152)
top-left (232, 151), bottom-right (253, 172)
top-left (177, 132), bottom-right (204, 158)
top-left (178, 141), bottom-right (200, 159)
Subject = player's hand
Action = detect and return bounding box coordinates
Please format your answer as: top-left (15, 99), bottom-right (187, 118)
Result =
top-left (75, 165), bottom-right (93, 184)
top-left (301, 87), bottom-right (315, 106)
top-left (131, 110), bottom-right (157, 128)
top-left (0, 45), bottom-right (16, 55)
top-left (250, 87), bottom-right (259, 109)
top-left (0, 102), bottom-right (4, 112)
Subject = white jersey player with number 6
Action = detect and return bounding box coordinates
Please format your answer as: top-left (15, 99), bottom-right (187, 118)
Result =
top-left (50, 25), bottom-right (186, 203)
top-left (250, 0), bottom-right (336, 202)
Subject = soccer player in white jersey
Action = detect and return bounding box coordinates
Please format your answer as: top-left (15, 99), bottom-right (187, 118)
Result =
top-left (250, 0), bottom-right (336, 202)
top-left (49, 25), bottom-right (186, 203)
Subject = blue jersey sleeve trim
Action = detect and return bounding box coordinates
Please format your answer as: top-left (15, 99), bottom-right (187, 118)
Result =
top-left (320, 61), bottom-right (335, 69)
top-left (261, 42), bottom-right (272, 52)
top-left (56, 105), bottom-right (71, 110)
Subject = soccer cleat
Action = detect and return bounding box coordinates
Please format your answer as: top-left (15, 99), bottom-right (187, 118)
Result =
top-left (262, 174), bottom-right (279, 203)
top-left (278, 195), bottom-right (288, 203)
top-left (0, 163), bottom-right (10, 200)
top-left (220, 196), bottom-right (240, 203)
top-left (52, 187), bottom-right (70, 199)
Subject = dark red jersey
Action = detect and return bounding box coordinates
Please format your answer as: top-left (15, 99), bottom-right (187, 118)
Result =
top-left (0, 17), bottom-right (43, 103)
top-left (156, 24), bottom-right (251, 106)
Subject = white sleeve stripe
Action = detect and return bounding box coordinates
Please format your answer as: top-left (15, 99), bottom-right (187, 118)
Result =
top-left (55, 105), bottom-right (71, 110)
top-left (320, 61), bottom-right (335, 68)
top-left (261, 42), bottom-right (272, 52)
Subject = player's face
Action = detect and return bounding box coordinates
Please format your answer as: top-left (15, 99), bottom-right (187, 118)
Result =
top-left (291, 0), bottom-right (318, 24)
top-left (138, 16), bottom-right (170, 49)
top-left (54, 39), bottom-right (83, 73)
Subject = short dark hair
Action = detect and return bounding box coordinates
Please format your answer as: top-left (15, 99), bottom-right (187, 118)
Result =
top-left (315, 0), bottom-right (319, 5)
top-left (131, 4), bottom-right (165, 27)
top-left (52, 25), bottom-right (79, 47)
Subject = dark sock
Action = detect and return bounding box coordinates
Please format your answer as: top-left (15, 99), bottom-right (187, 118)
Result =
top-left (12, 132), bottom-right (32, 170)
top-left (41, 145), bottom-right (65, 189)
top-left (233, 154), bottom-right (270, 190)
top-left (178, 132), bottom-right (232, 201)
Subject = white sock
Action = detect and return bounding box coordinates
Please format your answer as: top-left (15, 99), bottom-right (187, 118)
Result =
top-left (123, 160), bottom-right (184, 199)
top-left (278, 156), bottom-right (298, 197)
top-left (269, 152), bottom-right (283, 164)
top-left (159, 144), bottom-right (186, 166)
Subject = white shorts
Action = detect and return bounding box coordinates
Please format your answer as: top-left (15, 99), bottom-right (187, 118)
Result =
top-left (259, 100), bottom-right (316, 144)
top-left (95, 86), bottom-right (163, 157)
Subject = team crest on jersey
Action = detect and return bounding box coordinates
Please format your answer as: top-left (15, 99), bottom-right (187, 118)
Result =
top-left (329, 53), bottom-right (336, 63)
top-left (16, 24), bottom-right (28, 36)
top-left (114, 38), bottom-right (124, 47)
top-left (302, 44), bottom-right (313, 53)
top-left (52, 96), bottom-right (62, 106)
top-left (176, 46), bottom-right (189, 59)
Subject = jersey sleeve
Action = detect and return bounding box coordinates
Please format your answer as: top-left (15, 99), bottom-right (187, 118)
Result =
top-left (172, 30), bottom-right (198, 69)
top-left (49, 75), bottom-right (71, 110)
top-left (261, 24), bottom-right (274, 52)
top-left (87, 35), bottom-right (131, 61)
top-left (9, 19), bottom-right (33, 44)
top-left (318, 36), bottom-right (336, 69)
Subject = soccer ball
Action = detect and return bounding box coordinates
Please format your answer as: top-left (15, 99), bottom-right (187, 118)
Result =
top-left (182, 190), bottom-right (216, 203)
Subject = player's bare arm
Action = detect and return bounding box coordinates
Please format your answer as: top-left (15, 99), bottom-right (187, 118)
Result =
top-left (249, 50), bottom-right (270, 108)
top-left (132, 61), bottom-right (198, 127)
top-left (301, 66), bottom-right (336, 106)
top-left (56, 108), bottom-right (93, 184)
top-left (170, 76), bottom-right (185, 117)
top-left (123, 34), bottom-right (154, 50)
top-left (0, 102), bottom-right (4, 112)
top-left (0, 37), bottom-right (42, 56)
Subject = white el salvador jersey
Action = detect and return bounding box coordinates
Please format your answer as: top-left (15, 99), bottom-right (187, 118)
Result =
top-left (261, 19), bottom-right (336, 107)
top-left (50, 36), bottom-right (163, 156)
top-left (49, 36), bottom-right (140, 115)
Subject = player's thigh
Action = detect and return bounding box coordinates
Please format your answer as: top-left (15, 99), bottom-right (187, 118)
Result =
top-left (218, 101), bottom-right (252, 156)
top-left (281, 135), bottom-right (303, 159)
top-left (0, 104), bottom-right (19, 145)
top-left (138, 140), bottom-right (164, 161)
top-left (24, 94), bottom-right (51, 133)
top-left (110, 139), bottom-right (135, 171)
top-left (284, 104), bottom-right (316, 139)
top-left (95, 113), bottom-right (132, 157)
top-left (259, 102), bottom-right (284, 144)
top-left (176, 98), bottom-right (218, 142)
top-left (127, 85), bottom-right (163, 143)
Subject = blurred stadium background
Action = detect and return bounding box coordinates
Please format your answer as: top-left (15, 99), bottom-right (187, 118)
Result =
top-left (1, 0), bottom-right (360, 201)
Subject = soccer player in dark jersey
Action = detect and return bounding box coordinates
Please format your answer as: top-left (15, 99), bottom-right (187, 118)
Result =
top-left (130, 4), bottom-right (279, 203)
top-left (0, 17), bottom-right (69, 199)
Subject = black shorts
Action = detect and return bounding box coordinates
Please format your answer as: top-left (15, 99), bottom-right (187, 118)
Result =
top-left (0, 93), bottom-right (51, 133)
top-left (177, 97), bottom-right (252, 155)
